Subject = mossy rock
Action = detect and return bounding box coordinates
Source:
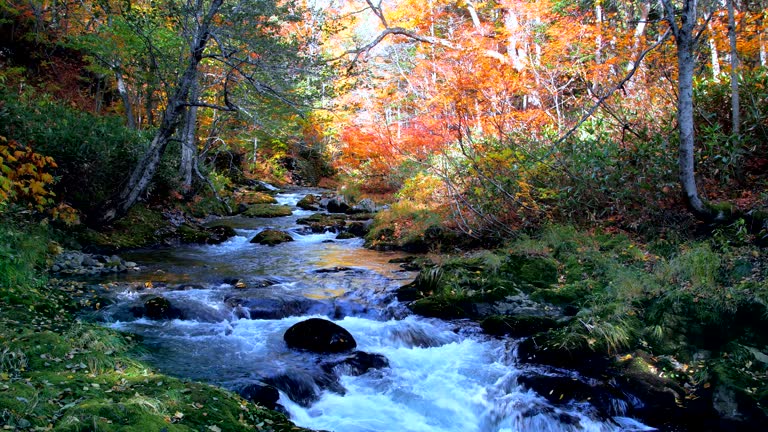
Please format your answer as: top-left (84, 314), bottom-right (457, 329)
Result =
top-left (237, 191), bottom-right (277, 205)
top-left (250, 229), bottom-right (294, 246)
top-left (205, 224), bottom-right (238, 244)
top-left (336, 232), bottom-right (356, 240)
top-left (77, 205), bottom-right (169, 251)
top-left (176, 223), bottom-right (213, 243)
top-left (297, 213), bottom-right (347, 232)
top-left (480, 314), bottom-right (560, 338)
top-left (242, 204), bottom-right (293, 218)
top-left (409, 296), bottom-right (473, 319)
top-left (297, 194), bottom-right (320, 210)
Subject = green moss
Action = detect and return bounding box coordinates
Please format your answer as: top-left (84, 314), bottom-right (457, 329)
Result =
top-left (241, 204), bottom-right (293, 218)
top-left (530, 279), bottom-right (600, 305)
top-left (237, 191), bottom-right (278, 205)
top-left (176, 223), bottom-right (213, 243)
top-left (250, 229), bottom-right (294, 246)
top-left (501, 254), bottom-right (559, 289)
top-left (77, 205), bottom-right (168, 250)
top-left (480, 315), bottom-right (560, 337)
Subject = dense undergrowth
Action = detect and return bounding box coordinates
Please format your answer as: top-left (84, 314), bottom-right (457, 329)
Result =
top-left (0, 217), bottom-right (309, 431)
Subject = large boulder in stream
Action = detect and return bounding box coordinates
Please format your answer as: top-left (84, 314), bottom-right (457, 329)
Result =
top-left (250, 229), bottom-right (294, 246)
top-left (284, 318), bottom-right (357, 353)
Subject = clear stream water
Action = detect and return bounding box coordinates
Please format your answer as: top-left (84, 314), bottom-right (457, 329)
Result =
top-left (88, 190), bottom-right (654, 432)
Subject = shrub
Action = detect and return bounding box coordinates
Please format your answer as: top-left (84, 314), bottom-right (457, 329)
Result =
top-left (0, 87), bottom-right (149, 215)
top-left (0, 216), bottom-right (50, 290)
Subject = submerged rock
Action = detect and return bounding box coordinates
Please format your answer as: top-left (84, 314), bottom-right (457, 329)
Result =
top-left (263, 371), bottom-right (344, 407)
top-left (284, 318), bottom-right (357, 353)
top-left (225, 296), bottom-right (321, 320)
top-left (322, 351), bottom-right (389, 376)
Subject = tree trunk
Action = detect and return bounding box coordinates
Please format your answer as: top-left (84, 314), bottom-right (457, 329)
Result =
top-left (503, 6), bottom-right (526, 71)
top-left (662, 0), bottom-right (711, 219)
top-left (465, 0), bottom-right (482, 31)
top-left (708, 21), bottom-right (721, 79)
top-left (180, 77), bottom-right (199, 190)
top-left (114, 67), bottom-right (136, 130)
top-left (761, 21), bottom-right (767, 67)
top-left (727, 0), bottom-right (740, 135)
top-left (95, 0), bottom-right (223, 224)
top-left (595, 0), bottom-right (603, 64)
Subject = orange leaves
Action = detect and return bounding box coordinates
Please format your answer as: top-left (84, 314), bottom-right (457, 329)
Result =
top-left (0, 137), bottom-right (58, 213)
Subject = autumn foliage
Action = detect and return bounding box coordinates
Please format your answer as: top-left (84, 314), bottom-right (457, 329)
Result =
top-left (0, 136), bottom-right (57, 212)
top-left (326, 0), bottom-right (768, 235)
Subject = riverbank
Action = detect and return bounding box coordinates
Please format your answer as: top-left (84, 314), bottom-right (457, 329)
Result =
top-left (0, 215), bottom-right (314, 431)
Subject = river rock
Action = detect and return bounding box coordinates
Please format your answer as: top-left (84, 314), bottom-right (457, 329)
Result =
top-left (238, 382), bottom-right (281, 410)
top-left (518, 375), bottom-right (625, 420)
top-left (297, 194), bottom-right (320, 211)
top-left (346, 221), bottom-right (370, 237)
top-left (517, 335), bottom-right (610, 375)
top-left (242, 204), bottom-right (293, 218)
top-left (263, 371), bottom-right (344, 407)
top-left (348, 198), bottom-right (378, 214)
top-left (50, 250), bottom-right (139, 275)
top-left (297, 213), bottom-right (347, 233)
top-left (284, 318), bottom-right (357, 353)
top-left (250, 229), bottom-right (294, 246)
top-left (204, 224), bottom-right (237, 244)
top-left (325, 196), bottom-right (350, 213)
top-left (138, 296), bottom-right (184, 320)
top-left (322, 351), bottom-right (389, 376)
top-left (225, 296), bottom-right (321, 320)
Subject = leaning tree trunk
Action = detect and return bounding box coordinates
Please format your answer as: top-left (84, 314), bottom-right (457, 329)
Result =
top-left (95, 0), bottom-right (223, 224)
top-left (114, 67), bottom-right (136, 130)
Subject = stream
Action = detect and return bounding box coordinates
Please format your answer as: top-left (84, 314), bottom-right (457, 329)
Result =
top-left (85, 190), bottom-right (654, 432)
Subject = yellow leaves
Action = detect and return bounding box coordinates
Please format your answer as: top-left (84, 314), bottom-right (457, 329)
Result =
top-left (0, 136), bottom-right (58, 212)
